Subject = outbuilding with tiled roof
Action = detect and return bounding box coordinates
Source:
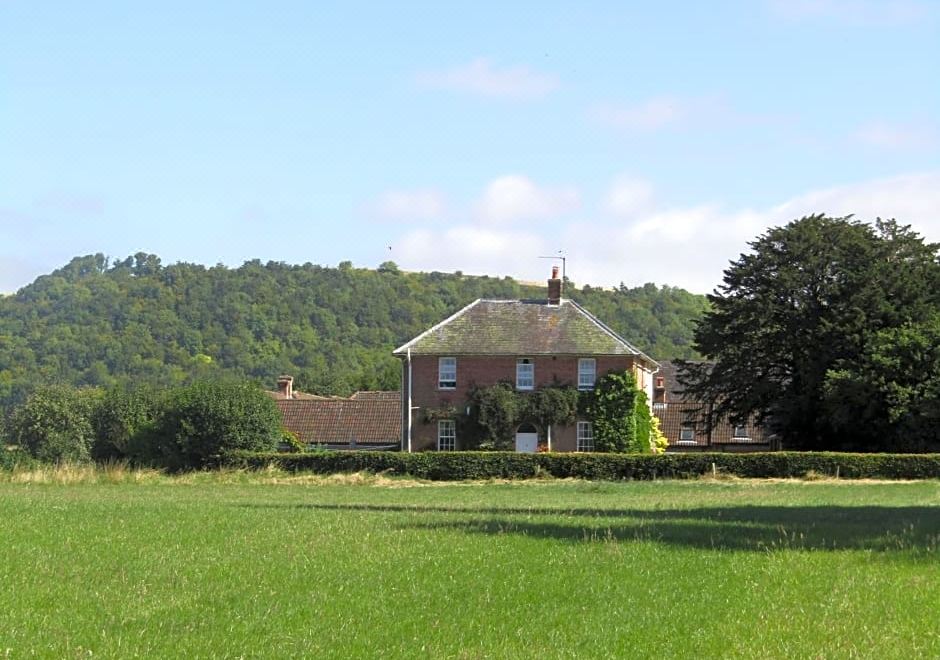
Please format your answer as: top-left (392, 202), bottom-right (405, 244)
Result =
top-left (277, 396), bottom-right (400, 449)
top-left (652, 360), bottom-right (774, 451)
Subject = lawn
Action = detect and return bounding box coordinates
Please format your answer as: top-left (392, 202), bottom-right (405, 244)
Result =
top-left (1, 471), bottom-right (938, 658)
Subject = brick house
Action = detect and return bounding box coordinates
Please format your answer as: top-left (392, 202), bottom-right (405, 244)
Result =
top-left (652, 361), bottom-right (775, 451)
top-left (393, 269), bottom-right (659, 452)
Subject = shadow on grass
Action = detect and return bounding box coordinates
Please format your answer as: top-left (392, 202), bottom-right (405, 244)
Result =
top-left (238, 502), bottom-right (940, 553)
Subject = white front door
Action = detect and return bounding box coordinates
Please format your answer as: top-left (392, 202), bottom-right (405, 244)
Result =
top-left (515, 432), bottom-right (538, 453)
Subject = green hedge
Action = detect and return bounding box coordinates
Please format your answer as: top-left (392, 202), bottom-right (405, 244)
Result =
top-left (222, 450), bottom-right (940, 481)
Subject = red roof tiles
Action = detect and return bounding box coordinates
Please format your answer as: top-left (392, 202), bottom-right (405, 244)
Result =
top-left (277, 395), bottom-right (400, 445)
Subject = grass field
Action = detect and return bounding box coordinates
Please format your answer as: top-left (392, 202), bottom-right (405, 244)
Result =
top-left (1, 469), bottom-right (939, 658)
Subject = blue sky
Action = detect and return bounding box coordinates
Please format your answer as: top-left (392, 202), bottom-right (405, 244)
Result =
top-left (2, 0), bottom-right (938, 293)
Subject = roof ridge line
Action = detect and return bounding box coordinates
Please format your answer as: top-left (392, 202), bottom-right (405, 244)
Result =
top-left (567, 299), bottom-right (659, 368)
top-left (393, 298), bottom-right (482, 354)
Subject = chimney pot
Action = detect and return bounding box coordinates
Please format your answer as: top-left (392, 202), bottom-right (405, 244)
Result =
top-left (547, 267), bottom-right (562, 305)
top-left (277, 375), bottom-right (294, 399)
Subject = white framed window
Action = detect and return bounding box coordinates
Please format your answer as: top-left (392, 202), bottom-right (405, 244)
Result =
top-left (577, 421), bottom-right (594, 452)
top-left (732, 425), bottom-right (749, 439)
top-left (437, 419), bottom-right (456, 451)
top-left (438, 357), bottom-right (457, 389)
top-left (679, 424), bottom-right (695, 442)
top-left (516, 358), bottom-right (534, 390)
top-left (578, 358), bottom-right (596, 390)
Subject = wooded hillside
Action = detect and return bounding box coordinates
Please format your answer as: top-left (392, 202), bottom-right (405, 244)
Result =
top-left (0, 253), bottom-right (708, 410)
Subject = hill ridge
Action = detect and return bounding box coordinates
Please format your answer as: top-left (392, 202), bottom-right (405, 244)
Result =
top-left (0, 253), bottom-right (708, 410)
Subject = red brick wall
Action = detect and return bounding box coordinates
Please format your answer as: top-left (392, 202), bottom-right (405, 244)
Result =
top-left (402, 354), bottom-right (638, 451)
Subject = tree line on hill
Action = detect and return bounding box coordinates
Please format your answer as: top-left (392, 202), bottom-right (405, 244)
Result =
top-left (0, 254), bottom-right (708, 414)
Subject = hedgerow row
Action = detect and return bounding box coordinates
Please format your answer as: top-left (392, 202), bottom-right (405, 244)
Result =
top-left (222, 450), bottom-right (940, 480)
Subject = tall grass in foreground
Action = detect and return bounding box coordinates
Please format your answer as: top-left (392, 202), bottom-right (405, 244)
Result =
top-left (4, 461), bottom-right (933, 486)
top-left (0, 460), bottom-right (162, 484)
top-left (0, 478), bottom-right (939, 657)
top-left (0, 462), bottom-right (439, 486)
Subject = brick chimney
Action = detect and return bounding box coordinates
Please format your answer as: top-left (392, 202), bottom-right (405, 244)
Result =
top-left (277, 375), bottom-right (294, 399)
top-left (653, 375), bottom-right (666, 404)
top-left (547, 266), bottom-right (562, 305)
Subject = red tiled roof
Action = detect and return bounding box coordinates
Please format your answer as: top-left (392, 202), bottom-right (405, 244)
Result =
top-left (277, 397), bottom-right (400, 445)
top-left (654, 402), bottom-right (768, 447)
top-left (653, 360), bottom-right (770, 447)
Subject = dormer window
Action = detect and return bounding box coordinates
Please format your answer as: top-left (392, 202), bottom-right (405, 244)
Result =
top-left (679, 424), bottom-right (695, 443)
top-left (438, 357), bottom-right (457, 389)
top-left (516, 358), bottom-right (534, 390)
top-left (733, 425), bottom-right (749, 440)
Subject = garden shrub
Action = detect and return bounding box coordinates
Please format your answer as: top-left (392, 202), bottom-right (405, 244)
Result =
top-left (280, 428), bottom-right (305, 453)
top-left (149, 380), bottom-right (282, 469)
top-left (650, 416), bottom-right (668, 454)
top-left (8, 385), bottom-right (101, 463)
top-left (91, 386), bottom-right (162, 460)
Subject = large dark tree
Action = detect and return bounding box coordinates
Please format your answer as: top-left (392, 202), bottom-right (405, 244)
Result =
top-left (825, 313), bottom-right (940, 451)
top-left (681, 215), bottom-right (940, 450)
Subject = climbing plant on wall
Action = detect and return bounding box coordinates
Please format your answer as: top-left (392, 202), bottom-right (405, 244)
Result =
top-left (581, 370), bottom-right (652, 453)
top-left (422, 372), bottom-right (651, 453)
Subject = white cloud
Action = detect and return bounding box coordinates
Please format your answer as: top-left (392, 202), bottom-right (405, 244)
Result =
top-left (605, 177), bottom-right (655, 217)
top-left (369, 189), bottom-right (447, 221)
top-left (768, 0), bottom-right (933, 24)
top-left (853, 121), bottom-right (938, 150)
top-left (477, 175), bottom-right (580, 224)
top-left (626, 205), bottom-right (719, 242)
top-left (396, 226), bottom-right (547, 278)
top-left (390, 171), bottom-right (940, 294)
top-left (770, 172), bottom-right (940, 224)
top-left (416, 58), bottom-right (560, 99)
top-left (589, 97), bottom-right (685, 132)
